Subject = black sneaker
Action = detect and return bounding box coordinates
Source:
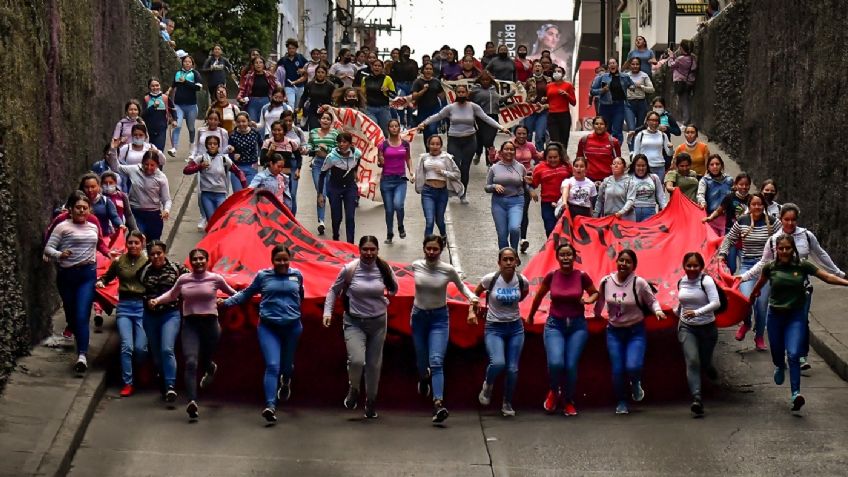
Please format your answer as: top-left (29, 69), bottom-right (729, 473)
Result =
top-left (417, 378), bottom-right (431, 397)
top-left (399, 229), bottom-right (406, 239)
top-left (364, 399), bottom-right (378, 419)
top-left (73, 355), bottom-right (88, 374)
top-left (432, 400), bottom-right (449, 423)
top-left (791, 393), bottom-right (805, 412)
top-left (800, 357), bottom-right (811, 371)
top-left (165, 388), bottom-right (178, 403)
top-left (344, 386), bottom-right (359, 410)
top-left (200, 362), bottom-right (218, 389)
top-left (186, 400), bottom-right (199, 419)
top-left (519, 239), bottom-right (530, 254)
top-left (705, 366), bottom-right (719, 381)
top-left (317, 221), bottom-right (325, 235)
top-left (691, 399), bottom-right (704, 416)
top-left (384, 236), bottom-right (393, 245)
top-left (262, 407), bottom-right (277, 422)
top-left (277, 376), bottom-right (292, 402)
top-left (93, 314), bottom-right (104, 331)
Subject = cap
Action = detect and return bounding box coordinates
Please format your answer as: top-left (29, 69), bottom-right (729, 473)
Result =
top-left (176, 49), bottom-right (188, 59)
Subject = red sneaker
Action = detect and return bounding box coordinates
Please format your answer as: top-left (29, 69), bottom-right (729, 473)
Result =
top-left (119, 384), bottom-right (134, 397)
top-left (735, 323), bottom-right (750, 341)
top-left (62, 327), bottom-right (73, 339)
top-left (543, 390), bottom-right (559, 413)
top-left (754, 336), bottom-right (767, 351)
top-left (563, 402), bottom-right (578, 416)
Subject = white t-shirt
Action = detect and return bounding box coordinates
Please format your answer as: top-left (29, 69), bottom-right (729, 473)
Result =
top-left (562, 177), bottom-right (598, 208)
top-left (480, 272), bottom-right (529, 323)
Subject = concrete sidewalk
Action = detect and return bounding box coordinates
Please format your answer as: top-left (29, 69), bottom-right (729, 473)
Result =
top-left (0, 131), bottom-right (197, 477)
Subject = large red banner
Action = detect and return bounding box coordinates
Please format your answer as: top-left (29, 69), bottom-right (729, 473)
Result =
top-left (95, 189), bottom-right (748, 348)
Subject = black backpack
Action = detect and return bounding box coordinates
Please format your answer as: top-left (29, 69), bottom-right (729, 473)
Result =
top-left (677, 274), bottom-right (728, 314)
top-left (600, 275), bottom-right (657, 316)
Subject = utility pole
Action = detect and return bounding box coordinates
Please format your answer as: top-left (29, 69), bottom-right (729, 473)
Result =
top-left (668, 0), bottom-right (678, 50)
top-left (297, 0), bottom-right (306, 47)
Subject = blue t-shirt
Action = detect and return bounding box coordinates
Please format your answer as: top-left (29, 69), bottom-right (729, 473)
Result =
top-left (277, 54), bottom-right (308, 85)
top-left (627, 48), bottom-right (655, 76)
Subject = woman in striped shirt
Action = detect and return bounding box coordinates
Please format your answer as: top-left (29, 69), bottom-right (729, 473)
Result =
top-left (308, 111), bottom-right (339, 235)
top-left (718, 193), bottom-right (778, 350)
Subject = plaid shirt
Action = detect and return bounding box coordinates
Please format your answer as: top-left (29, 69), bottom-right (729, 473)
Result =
top-left (140, 260), bottom-right (190, 313)
top-left (237, 70), bottom-right (277, 100)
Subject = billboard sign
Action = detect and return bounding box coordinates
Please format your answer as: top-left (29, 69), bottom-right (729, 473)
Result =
top-left (491, 20), bottom-right (576, 75)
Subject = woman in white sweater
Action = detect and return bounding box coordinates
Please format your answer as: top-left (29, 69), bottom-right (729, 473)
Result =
top-left (632, 111), bottom-right (672, 177)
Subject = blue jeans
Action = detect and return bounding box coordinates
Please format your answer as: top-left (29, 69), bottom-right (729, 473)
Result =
top-left (417, 105), bottom-right (441, 147)
top-left (380, 175), bottom-right (407, 238)
top-left (598, 101), bottom-right (626, 144)
top-left (366, 105), bottom-right (392, 138)
top-left (725, 243), bottom-right (739, 275)
top-left (738, 257), bottom-right (770, 337)
top-left (116, 299), bottom-right (148, 385)
top-left (200, 191), bottom-right (227, 220)
top-left (523, 110), bottom-right (548, 151)
top-left (246, 96), bottom-right (270, 123)
top-left (284, 86), bottom-right (303, 112)
top-left (649, 165), bottom-right (665, 178)
top-left (491, 194), bottom-right (524, 250)
top-left (606, 321), bottom-right (647, 402)
top-left (258, 319), bottom-right (303, 408)
top-left (326, 182), bottom-right (358, 243)
top-left (311, 158), bottom-right (326, 222)
top-left (544, 316), bottom-right (589, 401)
top-left (540, 202), bottom-right (558, 238)
top-left (634, 206), bottom-right (656, 222)
top-left (421, 184), bottom-right (448, 237)
top-left (171, 104), bottom-right (198, 148)
top-left (484, 320), bottom-right (525, 403)
top-left (767, 307), bottom-right (806, 395)
top-left (56, 264), bottom-right (97, 354)
top-left (288, 167), bottom-right (300, 216)
top-left (143, 309), bottom-right (181, 388)
top-left (411, 306), bottom-right (450, 401)
top-left (624, 99), bottom-right (648, 132)
top-left (232, 164), bottom-right (258, 192)
top-left (133, 208), bottom-right (164, 241)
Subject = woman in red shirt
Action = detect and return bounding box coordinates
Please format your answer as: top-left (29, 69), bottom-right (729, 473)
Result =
top-left (545, 66), bottom-right (576, 148)
top-left (575, 116), bottom-right (622, 182)
top-left (531, 142), bottom-right (572, 237)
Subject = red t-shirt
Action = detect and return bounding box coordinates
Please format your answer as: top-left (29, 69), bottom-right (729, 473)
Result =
top-left (543, 269), bottom-right (594, 318)
top-left (514, 59), bottom-right (533, 82)
top-left (576, 132), bottom-right (622, 182)
top-left (532, 162), bottom-right (572, 203)
top-left (546, 82), bottom-right (576, 113)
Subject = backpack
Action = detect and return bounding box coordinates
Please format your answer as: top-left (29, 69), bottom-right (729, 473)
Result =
top-left (340, 259), bottom-right (397, 314)
top-left (600, 275), bottom-right (657, 317)
top-left (677, 274), bottom-right (728, 314)
top-left (477, 271), bottom-right (528, 320)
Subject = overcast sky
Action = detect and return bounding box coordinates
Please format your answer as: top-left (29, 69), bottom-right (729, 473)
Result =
top-left (368, 0), bottom-right (575, 59)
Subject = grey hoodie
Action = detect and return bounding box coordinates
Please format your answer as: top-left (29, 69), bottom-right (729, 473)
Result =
top-left (594, 174), bottom-right (635, 219)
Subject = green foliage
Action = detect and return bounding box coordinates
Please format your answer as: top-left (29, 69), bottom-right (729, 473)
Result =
top-left (168, 0), bottom-right (277, 70)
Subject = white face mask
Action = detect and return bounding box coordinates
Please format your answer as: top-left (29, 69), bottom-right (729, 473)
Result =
top-left (131, 138), bottom-right (145, 146)
top-left (552, 72), bottom-right (563, 81)
top-left (653, 107), bottom-right (665, 115)
top-left (102, 185), bottom-right (117, 195)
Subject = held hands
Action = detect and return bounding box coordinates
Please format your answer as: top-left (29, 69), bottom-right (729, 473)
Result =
top-left (227, 146), bottom-right (235, 154)
top-left (95, 280), bottom-right (105, 289)
top-left (161, 210), bottom-right (170, 220)
top-left (530, 190), bottom-right (539, 202)
top-left (682, 310), bottom-right (697, 319)
top-left (216, 297), bottom-right (225, 306)
top-left (655, 311), bottom-right (667, 321)
top-left (322, 315), bottom-right (332, 328)
top-left (294, 169), bottom-right (301, 180)
top-left (149, 298), bottom-right (159, 307)
top-left (59, 249), bottom-right (73, 259)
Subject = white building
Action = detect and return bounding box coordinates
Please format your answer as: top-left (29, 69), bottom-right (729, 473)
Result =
top-left (276, 0), bottom-right (332, 59)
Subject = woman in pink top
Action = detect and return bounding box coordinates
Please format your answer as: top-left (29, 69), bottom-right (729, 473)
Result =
top-left (594, 249), bottom-right (666, 415)
top-left (377, 119), bottom-right (413, 244)
top-left (151, 248), bottom-right (236, 420)
top-left (528, 243), bottom-right (598, 417)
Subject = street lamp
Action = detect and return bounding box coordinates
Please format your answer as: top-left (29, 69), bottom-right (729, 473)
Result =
top-left (341, 30), bottom-right (352, 50)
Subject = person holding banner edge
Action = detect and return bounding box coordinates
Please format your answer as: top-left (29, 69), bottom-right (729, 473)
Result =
top-left (318, 132), bottom-right (363, 243)
top-left (416, 84), bottom-right (510, 204)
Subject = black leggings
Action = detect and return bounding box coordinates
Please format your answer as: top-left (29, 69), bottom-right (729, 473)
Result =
top-left (475, 113), bottom-right (500, 156)
top-left (448, 135), bottom-right (477, 196)
top-left (547, 111), bottom-right (572, 147)
top-left (181, 315), bottom-right (221, 401)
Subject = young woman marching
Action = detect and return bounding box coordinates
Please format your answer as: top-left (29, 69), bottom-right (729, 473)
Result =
top-left (107, 145), bottom-right (172, 241)
top-left (318, 132), bottom-right (362, 243)
top-left (719, 193), bottom-right (779, 349)
top-left (183, 135), bottom-right (247, 223)
top-left (142, 79), bottom-right (177, 152)
top-left (750, 234), bottom-right (848, 411)
top-left (237, 55), bottom-right (277, 123)
top-left (595, 249), bottom-right (666, 414)
top-left (471, 247), bottom-right (530, 417)
top-left (322, 237), bottom-right (398, 419)
top-left (113, 124), bottom-right (166, 169)
top-left (527, 243), bottom-right (598, 416)
top-left (414, 135), bottom-right (463, 238)
top-left (139, 240), bottom-right (188, 402)
top-left (113, 99), bottom-right (146, 143)
top-left (632, 111), bottom-right (673, 178)
top-left (168, 54), bottom-right (203, 157)
top-left (486, 141), bottom-right (529, 250)
top-left (100, 171), bottom-right (137, 232)
top-left (673, 125), bottom-right (710, 176)
top-left (250, 153), bottom-right (293, 209)
top-left (628, 154), bottom-right (666, 222)
top-left (760, 179), bottom-right (781, 217)
top-left (222, 245), bottom-right (305, 422)
top-left (676, 252), bottom-right (721, 416)
top-left (558, 157), bottom-right (597, 219)
top-left (696, 154), bottom-right (733, 235)
top-left (192, 109), bottom-right (230, 162)
top-left (96, 231), bottom-right (148, 397)
top-left (281, 111), bottom-right (309, 216)
top-left (576, 116), bottom-right (621, 183)
top-left (307, 111), bottom-right (339, 235)
top-left (150, 249), bottom-right (237, 420)
top-left (227, 112), bottom-right (263, 190)
top-left (298, 65), bottom-right (336, 131)
top-left (703, 172), bottom-right (752, 273)
top-left (530, 143), bottom-right (572, 237)
top-left (412, 235), bottom-right (479, 423)
top-left (255, 86), bottom-right (292, 139)
top-left (663, 153), bottom-right (699, 202)
top-left (510, 126), bottom-right (543, 253)
top-left (378, 119), bottom-right (413, 244)
top-left (594, 157), bottom-right (634, 220)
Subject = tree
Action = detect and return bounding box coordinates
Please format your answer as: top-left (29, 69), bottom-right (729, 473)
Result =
top-left (167, 0), bottom-right (277, 72)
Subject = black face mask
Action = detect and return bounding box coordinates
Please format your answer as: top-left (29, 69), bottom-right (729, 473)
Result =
top-left (498, 52), bottom-right (508, 59)
top-left (455, 96), bottom-right (467, 103)
top-left (345, 99), bottom-right (358, 106)
top-left (517, 52), bottom-right (527, 59)
top-left (763, 193), bottom-right (776, 202)
top-left (342, 58), bottom-right (351, 63)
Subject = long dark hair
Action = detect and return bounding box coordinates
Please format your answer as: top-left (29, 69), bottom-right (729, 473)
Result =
top-left (359, 236), bottom-right (397, 293)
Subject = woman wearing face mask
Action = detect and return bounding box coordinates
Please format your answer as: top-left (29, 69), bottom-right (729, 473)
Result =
top-left (412, 235), bottom-right (479, 423)
top-left (237, 56), bottom-right (278, 123)
top-left (674, 125), bottom-right (710, 176)
top-left (184, 135), bottom-right (247, 221)
top-left (390, 45), bottom-right (419, 127)
top-left (298, 65), bottom-right (336, 131)
top-left (513, 44), bottom-right (532, 82)
top-left (626, 36), bottom-right (657, 77)
top-left (524, 61), bottom-right (550, 152)
top-left (629, 97), bottom-right (682, 151)
top-left (558, 157), bottom-right (597, 219)
top-left (531, 143), bottom-right (572, 237)
top-left (418, 84), bottom-right (510, 204)
top-left (633, 111), bottom-right (673, 177)
top-left (281, 111), bottom-right (308, 215)
top-left (322, 237), bottom-right (398, 419)
top-left (361, 59), bottom-right (396, 137)
top-left (410, 63), bottom-right (443, 145)
top-left (167, 55), bottom-right (203, 157)
top-left (255, 86), bottom-right (292, 139)
top-left (96, 231), bottom-right (148, 397)
top-left (334, 86), bottom-right (366, 112)
top-left (308, 111), bottom-right (339, 235)
top-left (222, 245), bottom-right (306, 422)
top-left (546, 66), bottom-right (577, 148)
top-left (414, 135), bottom-right (463, 238)
top-left (594, 157), bottom-right (634, 220)
top-left (78, 173), bottom-right (123, 238)
top-left (100, 171), bottom-right (137, 232)
top-left (485, 44), bottom-right (516, 82)
top-left (107, 145), bottom-right (172, 241)
top-left (328, 48), bottom-right (357, 88)
top-left (208, 84), bottom-right (240, 134)
top-left (227, 112), bottom-right (263, 190)
top-left (719, 193), bottom-right (778, 350)
top-left (595, 249), bottom-right (666, 415)
top-left (676, 252), bottom-right (721, 416)
top-left (470, 247), bottom-right (530, 417)
top-left (703, 172), bottom-right (752, 273)
top-left (760, 179), bottom-right (781, 217)
top-left (150, 248), bottom-right (237, 420)
top-left (576, 116), bottom-right (621, 182)
top-left (627, 154), bottom-right (667, 222)
top-left (527, 243), bottom-right (598, 416)
top-left (142, 79), bottom-right (177, 151)
top-left (318, 132), bottom-right (363, 243)
top-left (486, 141), bottom-right (528, 250)
top-left (696, 154), bottom-right (733, 234)
top-left (749, 234), bottom-right (848, 412)
top-left (471, 72), bottom-right (514, 166)
top-left (114, 124), bottom-right (166, 170)
top-left (624, 58), bottom-right (655, 134)
top-left (139, 240), bottom-right (188, 403)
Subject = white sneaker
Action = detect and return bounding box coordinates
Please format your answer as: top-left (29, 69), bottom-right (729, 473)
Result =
top-left (478, 382), bottom-right (493, 406)
top-left (167, 148), bottom-right (176, 157)
top-left (74, 354), bottom-right (88, 374)
top-left (197, 218), bottom-right (207, 231)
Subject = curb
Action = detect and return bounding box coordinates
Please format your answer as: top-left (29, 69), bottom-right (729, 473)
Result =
top-left (444, 202), bottom-right (464, 278)
top-left (33, 174), bottom-right (196, 477)
top-left (808, 312), bottom-right (848, 383)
